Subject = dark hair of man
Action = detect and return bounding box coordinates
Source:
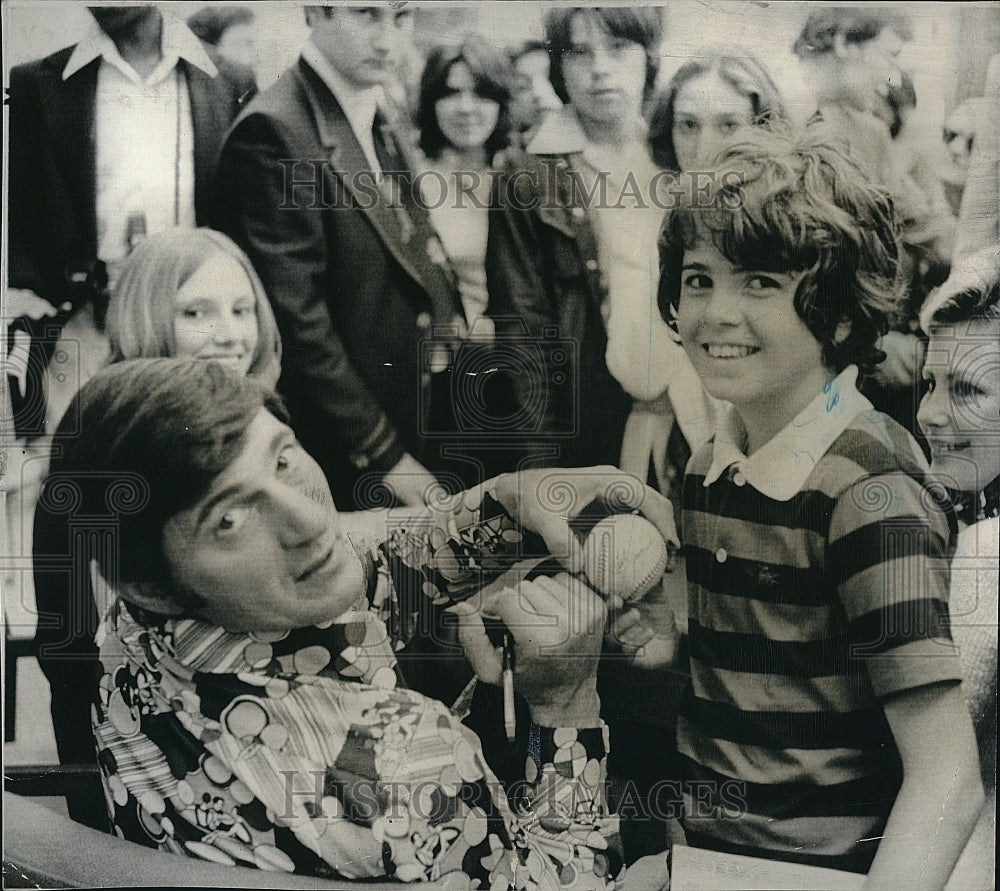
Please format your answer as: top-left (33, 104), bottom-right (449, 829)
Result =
top-left (417, 42), bottom-right (513, 162)
top-left (647, 52), bottom-right (787, 172)
top-left (44, 359), bottom-right (287, 596)
top-left (658, 126), bottom-right (902, 375)
top-left (544, 7), bottom-right (663, 106)
top-left (793, 8), bottom-right (914, 58)
top-left (186, 5), bottom-right (254, 47)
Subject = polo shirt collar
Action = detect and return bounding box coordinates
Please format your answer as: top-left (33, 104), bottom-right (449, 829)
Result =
top-left (703, 366), bottom-right (873, 500)
top-left (301, 40), bottom-right (383, 140)
top-left (63, 11), bottom-right (216, 82)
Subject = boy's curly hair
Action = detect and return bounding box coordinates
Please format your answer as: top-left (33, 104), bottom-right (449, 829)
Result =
top-left (658, 126), bottom-right (903, 375)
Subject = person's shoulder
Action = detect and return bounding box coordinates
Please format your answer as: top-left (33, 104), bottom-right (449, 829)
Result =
top-left (225, 63), bottom-right (314, 145)
top-left (809, 408), bottom-right (932, 496)
top-left (238, 62), bottom-right (311, 122)
top-left (11, 45), bottom-right (77, 84)
top-left (197, 45), bottom-right (257, 106)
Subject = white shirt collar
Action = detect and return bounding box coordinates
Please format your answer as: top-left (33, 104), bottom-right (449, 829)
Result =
top-left (301, 40), bottom-right (383, 142)
top-left (702, 366), bottom-right (875, 500)
top-left (525, 104), bottom-right (647, 159)
top-left (63, 12), bottom-right (216, 83)
top-left (526, 105), bottom-right (588, 155)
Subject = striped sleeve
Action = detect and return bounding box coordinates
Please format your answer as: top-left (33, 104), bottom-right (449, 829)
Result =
top-left (828, 471), bottom-right (961, 698)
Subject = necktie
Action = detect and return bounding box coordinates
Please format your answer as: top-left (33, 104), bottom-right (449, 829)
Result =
top-left (372, 109), bottom-right (462, 332)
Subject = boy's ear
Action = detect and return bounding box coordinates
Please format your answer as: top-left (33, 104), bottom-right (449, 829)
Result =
top-left (834, 319), bottom-right (853, 344)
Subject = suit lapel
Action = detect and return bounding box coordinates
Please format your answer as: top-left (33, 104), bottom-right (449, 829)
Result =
top-left (42, 56), bottom-right (99, 257)
top-left (298, 61), bottom-right (460, 321)
top-left (183, 61), bottom-right (228, 224)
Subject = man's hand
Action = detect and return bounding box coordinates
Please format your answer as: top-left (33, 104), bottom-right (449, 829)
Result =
top-left (381, 452), bottom-right (440, 509)
top-left (491, 466), bottom-right (679, 574)
top-left (452, 573), bottom-right (606, 727)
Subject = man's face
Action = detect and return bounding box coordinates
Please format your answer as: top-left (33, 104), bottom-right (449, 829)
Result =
top-left (839, 28), bottom-right (906, 114)
top-left (511, 50), bottom-right (562, 130)
top-left (308, 7), bottom-right (413, 89)
top-left (162, 409), bottom-right (367, 632)
top-left (561, 13), bottom-right (647, 128)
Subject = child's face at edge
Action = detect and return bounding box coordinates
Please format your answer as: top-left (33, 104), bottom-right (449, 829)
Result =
top-left (676, 241), bottom-right (832, 446)
top-left (918, 319), bottom-right (1000, 497)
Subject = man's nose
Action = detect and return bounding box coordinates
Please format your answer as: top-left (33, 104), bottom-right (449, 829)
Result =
top-left (371, 23), bottom-right (394, 53)
top-left (590, 47), bottom-right (614, 76)
top-left (270, 484), bottom-right (330, 549)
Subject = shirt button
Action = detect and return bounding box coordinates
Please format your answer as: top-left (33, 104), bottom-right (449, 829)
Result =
top-left (416, 312), bottom-right (432, 330)
top-left (715, 548), bottom-right (728, 564)
top-left (585, 258), bottom-right (599, 272)
top-left (733, 471), bottom-right (746, 486)
top-left (571, 207), bottom-right (586, 220)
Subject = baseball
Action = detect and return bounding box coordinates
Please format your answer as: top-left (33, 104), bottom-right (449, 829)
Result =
top-left (583, 513), bottom-right (669, 603)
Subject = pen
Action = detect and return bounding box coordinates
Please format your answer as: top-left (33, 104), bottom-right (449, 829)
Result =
top-left (502, 632), bottom-right (516, 743)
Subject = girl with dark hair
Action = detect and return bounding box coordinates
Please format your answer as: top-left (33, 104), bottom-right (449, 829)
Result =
top-left (415, 42), bottom-right (512, 336)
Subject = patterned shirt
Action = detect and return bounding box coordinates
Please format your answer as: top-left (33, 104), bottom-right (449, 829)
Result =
top-left (678, 367), bottom-right (962, 873)
top-left (93, 485), bottom-right (622, 887)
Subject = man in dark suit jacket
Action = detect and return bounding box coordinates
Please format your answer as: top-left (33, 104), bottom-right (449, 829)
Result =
top-left (215, 6), bottom-right (467, 511)
top-left (10, 6), bottom-right (252, 830)
top-left (7, 6), bottom-right (250, 329)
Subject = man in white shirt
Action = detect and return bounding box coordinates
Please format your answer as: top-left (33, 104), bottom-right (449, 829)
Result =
top-left (216, 7), bottom-right (466, 512)
top-left (8, 4), bottom-right (253, 830)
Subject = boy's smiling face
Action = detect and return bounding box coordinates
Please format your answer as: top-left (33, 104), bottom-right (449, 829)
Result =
top-left (677, 241), bottom-right (832, 441)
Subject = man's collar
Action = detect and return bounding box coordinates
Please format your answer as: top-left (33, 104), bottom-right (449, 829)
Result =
top-left (63, 12), bottom-right (216, 82)
top-left (525, 105), bottom-right (588, 155)
top-left (703, 366), bottom-right (873, 500)
top-left (301, 40), bottom-right (383, 134)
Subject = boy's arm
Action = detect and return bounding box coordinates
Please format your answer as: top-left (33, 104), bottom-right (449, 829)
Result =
top-left (862, 681), bottom-right (984, 891)
top-left (830, 470), bottom-right (980, 889)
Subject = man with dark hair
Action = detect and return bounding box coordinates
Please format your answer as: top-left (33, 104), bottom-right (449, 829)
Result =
top-left (186, 4), bottom-right (259, 84)
top-left (508, 39), bottom-right (563, 142)
top-left (47, 357), bottom-right (676, 886)
top-left (215, 6), bottom-right (466, 512)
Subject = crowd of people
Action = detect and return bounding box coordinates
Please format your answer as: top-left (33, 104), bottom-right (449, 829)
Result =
top-left (4, 4), bottom-right (997, 889)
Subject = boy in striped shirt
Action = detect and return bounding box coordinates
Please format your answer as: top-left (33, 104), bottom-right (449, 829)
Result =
top-left (658, 129), bottom-right (983, 886)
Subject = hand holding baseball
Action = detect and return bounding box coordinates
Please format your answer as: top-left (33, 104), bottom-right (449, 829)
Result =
top-left (491, 466), bottom-right (678, 575)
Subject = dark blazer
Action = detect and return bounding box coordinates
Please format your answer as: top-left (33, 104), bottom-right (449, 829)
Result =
top-left (486, 144), bottom-right (632, 470)
top-left (7, 45), bottom-right (249, 312)
top-left (215, 58), bottom-right (465, 509)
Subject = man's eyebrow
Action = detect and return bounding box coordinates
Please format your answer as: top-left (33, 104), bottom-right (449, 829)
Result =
top-left (681, 262), bottom-right (710, 272)
top-left (194, 430), bottom-right (288, 532)
top-left (195, 484), bottom-right (244, 533)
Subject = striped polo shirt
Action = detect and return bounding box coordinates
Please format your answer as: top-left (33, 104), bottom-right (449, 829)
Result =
top-left (678, 367), bottom-right (961, 873)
